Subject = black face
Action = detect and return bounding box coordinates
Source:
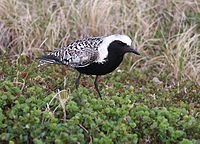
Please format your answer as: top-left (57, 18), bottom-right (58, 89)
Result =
top-left (108, 40), bottom-right (140, 56)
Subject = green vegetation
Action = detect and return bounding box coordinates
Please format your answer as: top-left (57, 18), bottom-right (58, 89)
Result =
top-left (0, 0), bottom-right (200, 143)
top-left (0, 58), bottom-right (199, 143)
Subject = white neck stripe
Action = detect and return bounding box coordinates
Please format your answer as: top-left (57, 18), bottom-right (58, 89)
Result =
top-left (96, 34), bottom-right (132, 63)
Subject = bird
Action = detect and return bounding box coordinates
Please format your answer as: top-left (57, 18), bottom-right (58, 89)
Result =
top-left (38, 34), bottom-right (140, 97)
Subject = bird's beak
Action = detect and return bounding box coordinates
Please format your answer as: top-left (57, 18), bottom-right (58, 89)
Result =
top-left (125, 46), bottom-right (140, 55)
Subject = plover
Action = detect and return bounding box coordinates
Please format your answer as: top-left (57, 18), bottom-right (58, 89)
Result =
top-left (38, 34), bottom-right (140, 97)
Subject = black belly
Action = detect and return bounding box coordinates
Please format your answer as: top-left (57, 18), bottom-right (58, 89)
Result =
top-left (75, 56), bottom-right (123, 75)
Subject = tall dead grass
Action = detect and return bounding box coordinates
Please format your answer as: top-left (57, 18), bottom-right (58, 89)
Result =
top-left (164, 26), bottom-right (200, 84)
top-left (0, 0), bottom-right (200, 84)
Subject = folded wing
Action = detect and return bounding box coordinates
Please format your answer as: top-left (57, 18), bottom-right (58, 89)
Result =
top-left (38, 37), bottom-right (103, 68)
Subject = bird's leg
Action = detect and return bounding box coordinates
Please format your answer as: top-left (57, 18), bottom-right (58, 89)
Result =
top-left (94, 75), bottom-right (102, 98)
top-left (75, 73), bottom-right (82, 89)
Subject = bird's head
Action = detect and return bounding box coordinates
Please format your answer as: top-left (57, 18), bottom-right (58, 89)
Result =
top-left (107, 34), bottom-right (140, 56)
top-left (97, 34), bottom-right (140, 63)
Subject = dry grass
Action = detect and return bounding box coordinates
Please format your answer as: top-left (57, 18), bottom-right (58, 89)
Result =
top-left (0, 0), bottom-right (200, 85)
top-left (163, 25), bottom-right (200, 85)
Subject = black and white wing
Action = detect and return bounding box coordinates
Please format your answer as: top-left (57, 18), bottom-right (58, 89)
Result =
top-left (38, 37), bottom-right (104, 68)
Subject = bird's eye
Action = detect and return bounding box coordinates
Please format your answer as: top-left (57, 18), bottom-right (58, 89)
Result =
top-left (118, 41), bottom-right (126, 46)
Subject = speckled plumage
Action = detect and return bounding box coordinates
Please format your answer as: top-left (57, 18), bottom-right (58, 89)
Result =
top-left (40, 37), bottom-right (104, 67)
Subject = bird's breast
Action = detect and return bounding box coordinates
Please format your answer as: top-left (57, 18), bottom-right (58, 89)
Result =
top-left (75, 55), bottom-right (123, 75)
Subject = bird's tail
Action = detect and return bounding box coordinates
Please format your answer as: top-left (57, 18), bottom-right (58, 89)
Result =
top-left (37, 54), bottom-right (63, 66)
